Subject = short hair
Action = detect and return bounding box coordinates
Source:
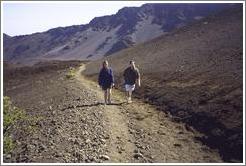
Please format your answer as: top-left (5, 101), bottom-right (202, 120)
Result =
top-left (130, 60), bottom-right (135, 64)
top-left (103, 60), bottom-right (108, 65)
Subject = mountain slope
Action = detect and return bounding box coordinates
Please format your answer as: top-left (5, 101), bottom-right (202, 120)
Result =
top-left (3, 3), bottom-right (237, 64)
top-left (84, 6), bottom-right (243, 162)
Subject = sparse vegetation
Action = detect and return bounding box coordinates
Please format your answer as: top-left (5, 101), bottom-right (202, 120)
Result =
top-left (3, 96), bottom-right (23, 155)
top-left (3, 96), bottom-right (41, 157)
top-left (65, 67), bottom-right (76, 79)
top-left (3, 136), bottom-right (15, 154)
top-left (3, 96), bottom-right (25, 133)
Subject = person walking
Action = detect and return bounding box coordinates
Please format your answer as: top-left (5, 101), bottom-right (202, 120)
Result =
top-left (98, 60), bottom-right (114, 105)
top-left (123, 60), bottom-right (141, 103)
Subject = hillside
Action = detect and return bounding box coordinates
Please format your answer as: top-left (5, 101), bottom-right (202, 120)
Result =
top-left (84, 6), bottom-right (243, 162)
top-left (3, 61), bottom-right (225, 163)
top-left (3, 3), bottom-right (236, 65)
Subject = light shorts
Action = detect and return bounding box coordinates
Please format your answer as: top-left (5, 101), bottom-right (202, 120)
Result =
top-left (125, 84), bottom-right (135, 92)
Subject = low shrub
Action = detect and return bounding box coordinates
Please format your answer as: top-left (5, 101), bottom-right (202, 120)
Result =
top-left (3, 96), bottom-right (41, 157)
top-left (65, 67), bottom-right (76, 79)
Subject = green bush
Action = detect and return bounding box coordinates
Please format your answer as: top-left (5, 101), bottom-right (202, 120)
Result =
top-left (3, 96), bottom-right (41, 156)
top-left (3, 136), bottom-right (15, 154)
top-left (3, 96), bottom-right (25, 133)
top-left (65, 67), bottom-right (76, 79)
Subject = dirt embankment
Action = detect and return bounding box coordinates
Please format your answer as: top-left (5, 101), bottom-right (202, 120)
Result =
top-left (84, 70), bottom-right (243, 163)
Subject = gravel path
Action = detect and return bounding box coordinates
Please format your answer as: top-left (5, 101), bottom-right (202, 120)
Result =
top-left (4, 64), bottom-right (223, 163)
top-left (74, 65), bottom-right (223, 163)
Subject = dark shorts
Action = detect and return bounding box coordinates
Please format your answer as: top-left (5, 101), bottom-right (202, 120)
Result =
top-left (102, 85), bottom-right (111, 90)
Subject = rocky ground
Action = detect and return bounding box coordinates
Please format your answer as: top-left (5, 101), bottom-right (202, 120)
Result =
top-left (83, 6), bottom-right (243, 162)
top-left (3, 62), bottom-right (223, 163)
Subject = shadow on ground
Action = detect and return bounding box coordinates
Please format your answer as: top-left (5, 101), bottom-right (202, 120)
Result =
top-left (60, 102), bottom-right (126, 111)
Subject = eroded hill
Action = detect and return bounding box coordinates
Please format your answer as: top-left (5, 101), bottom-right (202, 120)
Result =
top-left (3, 3), bottom-right (236, 65)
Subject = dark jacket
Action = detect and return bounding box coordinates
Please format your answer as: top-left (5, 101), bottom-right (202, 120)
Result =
top-left (123, 67), bottom-right (140, 85)
top-left (98, 67), bottom-right (114, 87)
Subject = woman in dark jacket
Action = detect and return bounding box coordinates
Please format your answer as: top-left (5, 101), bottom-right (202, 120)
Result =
top-left (98, 60), bottom-right (114, 105)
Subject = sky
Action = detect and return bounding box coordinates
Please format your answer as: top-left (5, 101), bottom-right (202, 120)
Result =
top-left (2, 1), bottom-right (147, 37)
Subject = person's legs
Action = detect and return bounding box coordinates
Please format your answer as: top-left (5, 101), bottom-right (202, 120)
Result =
top-left (125, 91), bottom-right (128, 102)
top-left (107, 88), bottom-right (112, 104)
top-left (128, 90), bottom-right (132, 103)
top-left (125, 85), bottom-right (130, 102)
top-left (104, 90), bottom-right (107, 105)
top-left (128, 84), bottom-right (135, 103)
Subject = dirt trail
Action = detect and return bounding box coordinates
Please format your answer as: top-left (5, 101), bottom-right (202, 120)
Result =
top-left (75, 65), bottom-right (223, 163)
top-left (4, 64), bottom-right (224, 163)
top-left (75, 65), bottom-right (136, 162)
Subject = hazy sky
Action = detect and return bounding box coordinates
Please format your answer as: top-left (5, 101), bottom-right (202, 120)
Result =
top-left (2, 1), bottom-right (147, 36)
